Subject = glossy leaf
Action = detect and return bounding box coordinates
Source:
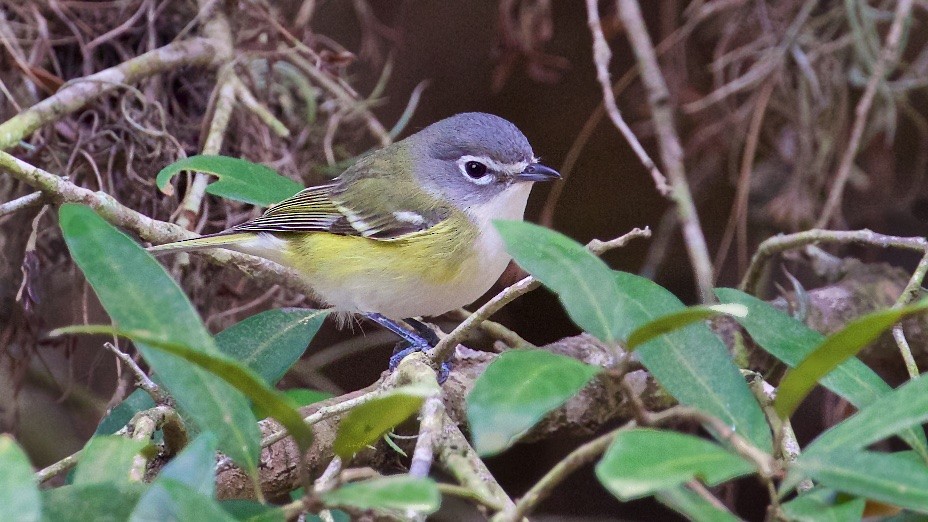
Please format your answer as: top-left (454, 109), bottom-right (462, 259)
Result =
top-left (654, 486), bottom-right (741, 522)
top-left (53, 324), bottom-right (313, 452)
top-left (496, 221), bottom-right (770, 452)
top-left (781, 489), bottom-right (866, 522)
top-left (43, 483), bottom-right (146, 522)
top-left (255, 389), bottom-right (332, 420)
top-left (0, 435), bottom-right (40, 522)
top-left (156, 155), bottom-right (302, 207)
top-left (495, 220), bottom-right (622, 342)
top-left (95, 389), bottom-right (156, 436)
top-left (73, 436), bottom-right (148, 485)
top-left (59, 204), bottom-right (261, 475)
top-left (774, 301), bottom-right (928, 418)
top-left (156, 433), bottom-right (217, 495)
top-left (614, 274), bottom-right (772, 452)
top-left (334, 383), bottom-right (437, 459)
top-left (596, 429), bottom-right (755, 501)
top-left (130, 479), bottom-right (235, 522)
top-left (716, 288), bottom-right (928, 457)
top-left (626, 303), bottom-right (748, 350)
top-left (219, 500), bottom-right (286, 521)
top-left (467, 349), bottom-right (600, 456)
top-left (805, 375), bottom-right (928, 458)
top-left (216, 308), bottom-right (327, 385)
top-left (792, 450), bottom-right (928, 513)
top-left (321, 476), bottom-right (440, 514)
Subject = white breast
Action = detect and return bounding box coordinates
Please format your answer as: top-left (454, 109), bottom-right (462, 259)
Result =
top-left (343, 183), bottom-right (533, 319)
top-left (455, 183), bottom-right (534, 304)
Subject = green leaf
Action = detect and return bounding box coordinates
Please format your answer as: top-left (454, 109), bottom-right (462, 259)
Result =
top-left (0, 435), bottom-right (40, 522)
top-left (614, 274), bottom-right (772, 452)
top-left (59, 203), bottom-right (261, 476)
top-left (95, 389), bottom-right (156, 436)
top-left (255, 388), bottom-right (331, 420)
top-left (793, 450), bottom-right (928, 513)
top-left (781, 488), bottom-right (866, 522)
top-left (716, 288), bottom-right (928, 457)
top-left (284, 388), bottom-right (332, 406)
top-left (219, 500), bottom-right (286, 521)
top-left (774, 301), bottom-right (928, 418)
top-left (157, 433), bottom-right (217, 496)
top-left (596, 429), bottom-right (755, 501)
top-left (43, 482), bottom-right (146, 522)
top-left (626, 304), bottom-right (748, 350)
top-left (156, 155), bottom-right (303, 207)
top-left (216, 308), bottom-right (327, 385)
top-left (805, 375), bottom-right (928, 458)
top-left (495, 220), bottom-right (623, 342)
top-left (495, 222), bottom-right (770, 452)
top-left (130, 479), bottom-right (235, 522)
top-left (73, 436), bottom-right (148, 485)
top-left (321, 476), bottom-right (440, 515)
top-left (654, 485), bottom-right (741, 522)
top-left (53, 324), bottom-right (313, 452)
top-left (466, 349), bottom-right (600, 456)
top-left (333, 383), bottom-right (437, 459)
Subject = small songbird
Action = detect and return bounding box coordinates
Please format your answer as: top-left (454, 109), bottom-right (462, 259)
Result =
top-left (150, 112), bottom-right (559, 329)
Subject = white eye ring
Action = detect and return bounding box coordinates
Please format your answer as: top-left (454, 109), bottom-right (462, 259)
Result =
top-left (457, 156), bottom-right (496, 185)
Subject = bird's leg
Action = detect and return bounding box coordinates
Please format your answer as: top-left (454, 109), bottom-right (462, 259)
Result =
top-left (365, 313), bottom-right (432, 349)
top-left (364, 313), bottom-right (451, 383)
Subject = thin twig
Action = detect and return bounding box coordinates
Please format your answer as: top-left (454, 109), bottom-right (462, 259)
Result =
top-left (174, 67), bottom-right (236, 231)
top-left (436, 411), bottom-right (517, 514)
top-left (429, 227), bottom-right (651, 363)
top-left (173, 0), bottom-right (236, 232)
top-left (233, 76), bottom-right (290, 138)
top-left (0, 150), bottom-right (317, 296)
top-left (714, 81), bottom-right (775, 279)
top-left (104, 342), bottom-right (166, 404)
top-left (128, 412), bottom-right (158, 482)
top-left (408, 396), bottom-right (443, 478)
top-left (890, 249), bottom-right (928, 379)
top-left (740, 229), bottom-right (928, 295)
top-left (584, 0), bottom-right (670, 196)
top-left (0, 191), bottom-right (42, 217)
top-left (36, 450), bottom-right (82, 483)
top-left (498, 426), bottom-right (629, 521)
top-left (817, 0), bottom-right (915, 227)
top-left (0, 37), bottom-right (221, 150)
top-left (614, 0), bottom-right (715, 303)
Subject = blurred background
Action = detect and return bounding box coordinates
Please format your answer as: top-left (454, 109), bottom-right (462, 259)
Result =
top-left (1, 1), bottom-right (927, 518)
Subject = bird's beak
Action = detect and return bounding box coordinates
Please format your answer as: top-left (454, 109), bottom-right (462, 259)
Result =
top-left (515, 162), bottom-right (561, 182)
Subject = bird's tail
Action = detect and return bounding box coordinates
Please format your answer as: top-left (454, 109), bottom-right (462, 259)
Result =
top-left (147, 232), bottom-right (257, 255)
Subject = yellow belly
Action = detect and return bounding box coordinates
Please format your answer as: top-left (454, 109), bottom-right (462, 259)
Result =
top-left (282, 217), bottom-right (493, 318)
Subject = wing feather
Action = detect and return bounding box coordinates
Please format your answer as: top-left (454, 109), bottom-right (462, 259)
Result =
top-left (229, 180), bottom-right (450, 240)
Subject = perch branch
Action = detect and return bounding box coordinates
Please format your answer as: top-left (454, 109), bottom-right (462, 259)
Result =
top-left (740, 229), bottom-right (928, 295)
top-left (0, 37), bottom-right (221, 150)
top-left (613, 0), bottom-right (715, 303)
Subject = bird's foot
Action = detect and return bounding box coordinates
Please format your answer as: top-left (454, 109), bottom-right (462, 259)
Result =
top-left (365, 313), bottom-right (452, 384)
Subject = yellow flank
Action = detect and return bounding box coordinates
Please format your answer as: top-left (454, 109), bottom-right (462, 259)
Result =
top-left (283, 214), bottom-right (477, 286)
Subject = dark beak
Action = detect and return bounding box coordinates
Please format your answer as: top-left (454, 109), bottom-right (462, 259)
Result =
top-left (515, 162), bottom-right (561, 182)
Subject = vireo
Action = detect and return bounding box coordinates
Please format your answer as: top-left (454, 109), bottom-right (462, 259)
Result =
top-left (150, 112), bottom-right (559, 326)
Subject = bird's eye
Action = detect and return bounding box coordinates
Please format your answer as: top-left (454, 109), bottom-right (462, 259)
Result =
top-left (464, 161), bottom-right (488, 178)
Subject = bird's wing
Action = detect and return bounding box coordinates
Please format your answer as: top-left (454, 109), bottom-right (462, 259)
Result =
top-left (231, 179), bottom-right (450, 240)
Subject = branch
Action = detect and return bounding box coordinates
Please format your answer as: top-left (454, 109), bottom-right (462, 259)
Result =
top-left (611, 0), bottom-right (715, 303)
top-left (740, 228), bottom-right (928, 295)
top-left (0, 37), bottom-right (222, 150)
top-left (0, 150), bottom-right (316, 296)
top-left (816, 0), bottom-right (915, 227)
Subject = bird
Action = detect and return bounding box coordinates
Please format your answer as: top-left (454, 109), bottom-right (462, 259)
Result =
top-left (150, 112), bottom-right (559, 358)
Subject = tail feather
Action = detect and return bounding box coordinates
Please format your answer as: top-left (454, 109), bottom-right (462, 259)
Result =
top-left (147, 232), bottom-right (257, 255)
